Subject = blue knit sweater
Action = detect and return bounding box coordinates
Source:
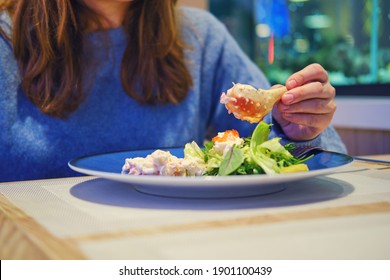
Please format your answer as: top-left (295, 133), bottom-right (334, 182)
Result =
top-left (0, 7), bottom-right (346, 182)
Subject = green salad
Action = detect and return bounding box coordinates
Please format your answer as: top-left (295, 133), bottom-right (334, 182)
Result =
top-left (184, 121), bottom-right (311, 176)
top-left (122, 121), bottom-right (312, 177)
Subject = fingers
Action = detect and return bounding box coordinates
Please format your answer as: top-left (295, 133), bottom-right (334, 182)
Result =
top-left (277, 82), bottom-right (336, 127)
top-left (281, 81), bottom-right (335, 105)
top-left (271, 63), bottom-right (336, 140)
top-left (277, 111), bottom-right (334, 132)
top-left (286, 63), bottom-right (328, 90)
top-left (272, 104), bottom-right (328, 141)
top-left (278, 97), bottom-right (336, 115)
top-left (270, 84), bottom-right (284, 89)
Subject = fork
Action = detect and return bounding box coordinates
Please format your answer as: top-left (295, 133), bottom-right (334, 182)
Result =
top-left (290, 145), bottom-right (323, 158)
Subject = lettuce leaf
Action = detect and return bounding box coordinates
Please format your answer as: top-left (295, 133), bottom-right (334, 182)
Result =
top-left (218, 146), bottom-right (245, 176)
top-left (188, 121), bottom-right (310, 176)
top-left (249, 122), bottom-right (310, 174)
top-left (184, 141), bottom-right (204, 160)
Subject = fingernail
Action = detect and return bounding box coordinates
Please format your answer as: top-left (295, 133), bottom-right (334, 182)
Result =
top-left (283, 93), bottom-right (294, 104)
top-left (287, 79), bottom-right (297, 88)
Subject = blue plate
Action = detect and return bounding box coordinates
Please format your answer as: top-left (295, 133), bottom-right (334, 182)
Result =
top-left (69, 149), bottom-right (353, 198)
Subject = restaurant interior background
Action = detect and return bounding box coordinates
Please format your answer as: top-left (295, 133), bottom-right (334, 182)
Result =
top-left (178, 0), bottom-right (390, 156)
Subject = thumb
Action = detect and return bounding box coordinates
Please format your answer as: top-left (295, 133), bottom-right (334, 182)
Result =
top-left (271, 102), bottom-right (289, 128)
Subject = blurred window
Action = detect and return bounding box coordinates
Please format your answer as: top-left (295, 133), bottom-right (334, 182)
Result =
top-left (209, 0), bottom-right (390, 95)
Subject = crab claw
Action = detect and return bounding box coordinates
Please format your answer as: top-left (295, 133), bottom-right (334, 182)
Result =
top-left (220, 83), bottom-right (287, 123)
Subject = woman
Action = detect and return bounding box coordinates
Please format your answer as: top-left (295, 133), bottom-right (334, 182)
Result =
top-left (0, 0), bottom-right (346, 182)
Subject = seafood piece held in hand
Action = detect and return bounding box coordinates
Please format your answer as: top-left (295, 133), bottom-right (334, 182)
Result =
top-left (220, 83), bottom-right (287, 123)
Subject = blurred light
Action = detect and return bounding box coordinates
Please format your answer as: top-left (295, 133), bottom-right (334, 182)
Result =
top-left (256, 23), bottom-right (271, 38)
top-left (289, 0), bottom-right (309, 2)
top-left (288, 4), bottom-right (297, 12)
top-left (304, 14), bottom-right (332, 29)
top-left (268, 34), bottom-right (274, 64)
top-left (294, 38), bottom-right (309, 53)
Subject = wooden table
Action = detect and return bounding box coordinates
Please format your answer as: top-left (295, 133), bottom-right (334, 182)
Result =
top-left (1, 155), bottom-right (390, 260)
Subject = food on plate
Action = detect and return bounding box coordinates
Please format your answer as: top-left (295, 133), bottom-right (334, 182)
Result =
top-left (121, 149), bottom-right (205, 176)
top-left (220, 83), bottom-right (287, 123)
top-left (122, 122), bottom-right (311, 177)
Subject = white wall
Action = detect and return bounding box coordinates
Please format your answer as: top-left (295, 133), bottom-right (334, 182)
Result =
top-left (332, 97), bottom-right (390, 130)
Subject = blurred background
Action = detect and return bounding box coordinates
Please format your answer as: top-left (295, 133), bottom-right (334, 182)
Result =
top-left (178, 0), bottom-right (390, 156)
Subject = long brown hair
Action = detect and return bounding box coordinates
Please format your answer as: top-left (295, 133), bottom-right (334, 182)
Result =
top-left (0, 0), bottom-right (193, 118)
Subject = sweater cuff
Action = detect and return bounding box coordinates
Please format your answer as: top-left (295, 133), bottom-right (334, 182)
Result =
top-left (269, 115), bottom-right (347, 154)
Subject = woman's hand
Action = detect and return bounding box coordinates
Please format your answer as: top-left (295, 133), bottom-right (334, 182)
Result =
top-left (272, 63), bottom-right (336, 141)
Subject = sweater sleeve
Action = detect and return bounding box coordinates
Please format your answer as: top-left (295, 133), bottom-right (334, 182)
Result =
top-left (0, 12), bottom-right (24, 179)
top-left (0, 22), bottom-right (19, 140)
top-left (190, 9), bottom-right (269, 138)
